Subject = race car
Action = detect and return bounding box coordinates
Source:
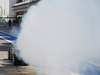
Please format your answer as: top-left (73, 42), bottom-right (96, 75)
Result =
top-left (8, 43), bottom-right (26, 65)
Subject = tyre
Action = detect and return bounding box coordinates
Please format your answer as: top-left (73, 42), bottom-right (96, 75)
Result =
top-left (13, 54), bottom-right (21, 66)
top-left (13, 54), bottom-right (26, 66)
top-left (8, 47), bottom-right (10, 60)
top-left (8, 47), bottom-right (12, 60)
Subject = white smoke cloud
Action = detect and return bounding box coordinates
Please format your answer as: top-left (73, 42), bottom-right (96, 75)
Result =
top-left (10, 26), bottom-right (21, 36)
top-left (17, 0), bottom-right (100, 75)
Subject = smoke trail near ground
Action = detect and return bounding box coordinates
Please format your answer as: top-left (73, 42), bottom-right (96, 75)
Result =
top-left (17, 0), bottom-right (100, 75)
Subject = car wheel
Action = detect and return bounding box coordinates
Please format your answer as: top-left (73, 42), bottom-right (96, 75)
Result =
top-left (8, 46), bottom-right (12, 60)
top-left (13, 54), bottom-right (21, 65)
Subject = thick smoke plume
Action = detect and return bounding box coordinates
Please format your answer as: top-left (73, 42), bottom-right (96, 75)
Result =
top-left (17, 0), bottom-right (100, 75)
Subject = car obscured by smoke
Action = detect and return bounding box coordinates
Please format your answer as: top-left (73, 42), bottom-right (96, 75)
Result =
top-left (8, 43), bottom-right (26, 65)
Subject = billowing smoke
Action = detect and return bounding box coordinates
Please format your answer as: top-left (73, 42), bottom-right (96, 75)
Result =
top-left (10, 26), bottom-right (21, 36)
top-left (17, 0), bottom-right (100, 75)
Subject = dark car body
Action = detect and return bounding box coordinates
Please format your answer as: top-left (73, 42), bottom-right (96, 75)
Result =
top-left (8, 43), bottom-right (26, 65)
